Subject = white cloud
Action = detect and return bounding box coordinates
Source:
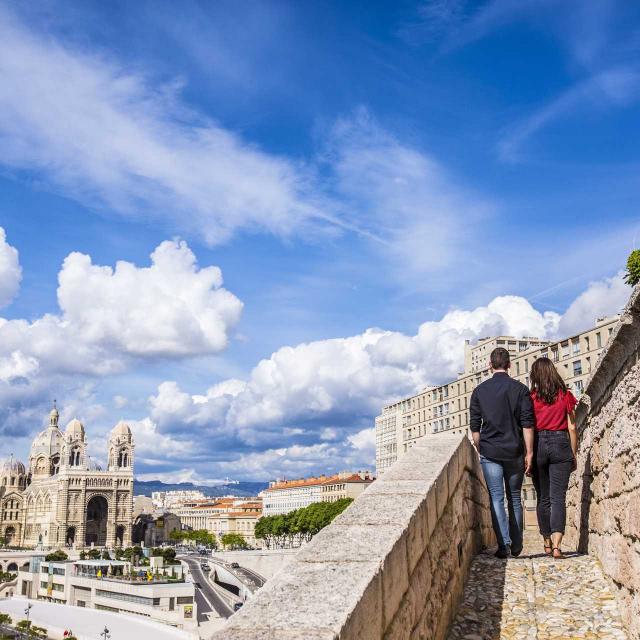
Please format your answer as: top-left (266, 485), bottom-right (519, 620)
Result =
top-left (0, 228), bottom-right (22, 308)
top-left (0, 238), bottom-right (242, 380)
top-left (57, 239), bottom-right (243, 357)
top-left (0, 8), bottom-right (330, 246)
top-left (558, 272), bottom-right (628, 336)
top-left (0, 236), bottom-right (243, 445)
top-left (326, 110), bottom-right (492, 278)
top-left (498, 68), bottom-right (640, 162)
top-left (146, 293), bottom-right (562, 446)
top-left (142, 273), bottom-right (631, 478)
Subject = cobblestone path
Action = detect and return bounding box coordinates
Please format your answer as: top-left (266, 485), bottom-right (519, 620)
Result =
top-left (447, 531), bottom-right (627, 640)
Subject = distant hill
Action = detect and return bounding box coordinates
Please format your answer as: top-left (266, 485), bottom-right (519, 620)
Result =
top-left (134, 479), bottom-right (268, 497)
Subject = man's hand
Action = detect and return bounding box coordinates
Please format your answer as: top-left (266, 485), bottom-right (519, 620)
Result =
top-left (524, 452), bottom-right (533, 477)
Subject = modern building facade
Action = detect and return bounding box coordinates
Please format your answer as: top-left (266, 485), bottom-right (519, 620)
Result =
top-left (17, 556), bottom-right (196, 629)
top-left (375, 316), bottom-right (619, 474)
top-left (0, 405), bottom-right (135, 548)
top-left (263, 472), bottom-right (374, 516)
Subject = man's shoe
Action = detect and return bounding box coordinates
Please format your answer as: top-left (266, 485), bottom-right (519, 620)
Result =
top-left (511, 545), bottom-right (523, 558)
top-left (494, 545), bottom-right (510, 559)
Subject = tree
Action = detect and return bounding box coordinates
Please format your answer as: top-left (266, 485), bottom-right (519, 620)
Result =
top-left (254, 498), bottom-right (353, 548)
top-left (0, 613), bottom-right (12, 626)
top-left (221, 533), bottom-right (248, 550)
top-left (45, 549), bottom-right (68, 562)
top-left (79, 550), bottom-right (87, 560)
top-left (101, 550), bottom-right (111, 560)
top-left (87, 548), bottom-right (101, 560)
top-left (625, 250), bottom-right (640, 286)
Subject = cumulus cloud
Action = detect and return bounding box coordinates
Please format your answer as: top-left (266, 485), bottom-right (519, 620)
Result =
top-left (0, 236), bottom-right (243, 446)
top-left (558, 272), bottom-right (628, 336)
top-left (0, 238), bottom-right (242, 381)
top-left (58, 239), bottom-right (242, 357)
top-left (140, 274), bottom-right (630, 478)
top-left (0, 228), bottom-right (22, 308)
top-left (147, 294), bottom-right (561, 441)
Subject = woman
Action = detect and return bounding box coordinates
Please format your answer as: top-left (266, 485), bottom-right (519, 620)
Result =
top-left (529, 357), bottom-right (578, 559)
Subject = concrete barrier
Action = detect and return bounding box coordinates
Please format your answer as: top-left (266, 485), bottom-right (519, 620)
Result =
top-left (210, 433), bottom-right (493, 639)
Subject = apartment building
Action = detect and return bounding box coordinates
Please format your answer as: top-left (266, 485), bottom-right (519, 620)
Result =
top-left (17, 556), bottom-right (196, 629)
top-left (375, 315), bottom-right (619, 474)
top-left (263, 471), bottom-right (373, 516)
top-left (207, 501), bottom-right (263, 548)
top-left (320, 472), bottom-right (374, 503)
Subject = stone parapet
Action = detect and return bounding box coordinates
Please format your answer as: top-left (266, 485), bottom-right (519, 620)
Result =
top-left (565, 283), bottom-right (640, 640)
top-left (210, 433), bottom-right (494, 640)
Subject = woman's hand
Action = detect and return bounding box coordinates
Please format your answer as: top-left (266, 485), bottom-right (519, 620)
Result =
top-left (525, 452), bottom-right (533, 477)
top-left (571, 455), bottom-right (577, 472)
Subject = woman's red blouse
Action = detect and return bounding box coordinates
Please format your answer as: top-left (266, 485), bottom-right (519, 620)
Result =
top-left (531, 389), bottom-right (577, 431)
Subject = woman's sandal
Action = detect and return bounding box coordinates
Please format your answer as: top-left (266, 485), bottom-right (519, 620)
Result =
top-left (544, 540), bottom-right (552, 555)
top-left (552, 547), bottom-right (564, 559)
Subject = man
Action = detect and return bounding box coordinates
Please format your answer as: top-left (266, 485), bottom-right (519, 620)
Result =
top-left (470, 346), bottom-right (534, 558)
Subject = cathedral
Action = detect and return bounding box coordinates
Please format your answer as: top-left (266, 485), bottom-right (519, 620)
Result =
top-left (0, 405), bottom-right (134, 548)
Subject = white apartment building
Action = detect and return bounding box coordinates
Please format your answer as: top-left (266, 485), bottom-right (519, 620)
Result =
top-left (263, 472), bottom-right (373, 516)
top-left (151, 490), bottom-right (206, 510)
top-left (17, 556), bottom-right (196, 630)
top-left (375, 315), bottom-right (620, 474)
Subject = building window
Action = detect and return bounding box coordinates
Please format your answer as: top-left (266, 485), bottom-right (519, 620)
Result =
top-left (574, 379), bottom-right (584, 394)
top-left (584, 336), bottom-right (590, 351)
top-left (552, 348), bottom-right (559, 362)
top-left (596, 332), bottom-right (602, 348)
top-left (573, 360), bottom-right (582, 376)
top-left (561, 342), bottom-right (569, 358)
top-left (572, 339), bottom-right (580, 354)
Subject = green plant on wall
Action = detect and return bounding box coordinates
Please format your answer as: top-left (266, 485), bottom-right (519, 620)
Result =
top-left (625, 250), bottom-right (640, 286)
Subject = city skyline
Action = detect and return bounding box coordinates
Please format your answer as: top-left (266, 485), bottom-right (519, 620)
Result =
top-left (0, 1), bottom-right (639, 481)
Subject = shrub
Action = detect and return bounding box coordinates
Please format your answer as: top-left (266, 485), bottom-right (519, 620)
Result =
top-left (625, 249), bottom-right (640, 286)
top-left (45, 549), bottom-right (68, 562)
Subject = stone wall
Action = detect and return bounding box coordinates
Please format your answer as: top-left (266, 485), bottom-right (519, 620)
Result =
top-left (210, 433), bottom-right (494, 640)
top-left (565, 285), bottom-right (640, 640)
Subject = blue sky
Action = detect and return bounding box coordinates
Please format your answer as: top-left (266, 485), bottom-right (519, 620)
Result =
top-left (0, 0), bottom-right (638, 481)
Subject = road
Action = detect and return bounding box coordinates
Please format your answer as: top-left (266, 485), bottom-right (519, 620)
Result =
top-left (181, 556), bottom-right (233, 620)
top-left (232, 565), bottom-right (265, 590)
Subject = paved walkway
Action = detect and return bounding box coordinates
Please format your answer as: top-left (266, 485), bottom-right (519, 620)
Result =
top-left (447, 531), bottom-right (627, 640)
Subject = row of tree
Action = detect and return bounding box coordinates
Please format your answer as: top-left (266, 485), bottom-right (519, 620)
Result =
top-left (254, 498), bottom-right (353, 549)
top-left (0, 614), bottom-right (49, 639)
top-left (169, 528), bottom-right (217, 547)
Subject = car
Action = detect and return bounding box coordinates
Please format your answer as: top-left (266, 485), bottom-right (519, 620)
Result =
top-left (230, 562), bottom-right (240, 569)
top-left (233, 602), bottom-right (243, 611)
top-left (200, 563), bottom-right (210, 570)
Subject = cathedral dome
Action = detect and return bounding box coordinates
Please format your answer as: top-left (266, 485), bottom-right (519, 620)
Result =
top-left (65, 418), bottom-right (85, 440)
top-left (30, 425), bottom-right (63, 458)
top-left (112, 421), bottom-right (131, 437)
top-left (1, 454), bottom-right (25, 476)
top-left (110, 421), bottom-right (132, 444)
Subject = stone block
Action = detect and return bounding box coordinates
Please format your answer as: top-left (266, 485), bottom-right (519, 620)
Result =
top-left (296, 522), bottom-right (405, 564)
top-left (383, 461), bottom-right (445, 483)
top-left (435, 472), bottom-right (449, 519)
top-left (379, 533), bottom-right (410, 629)
top-left (405, 496), bottom-right (430, 573)
top-left (366, 479), bottom-right (435, 497)
top-left (333, 493), bottom-right (424, 528)
top-left (215, 559), bottom-right (382, 637)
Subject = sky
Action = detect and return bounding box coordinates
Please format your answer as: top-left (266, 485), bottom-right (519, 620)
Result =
top-left (0, 0), bottom-right (638, 482)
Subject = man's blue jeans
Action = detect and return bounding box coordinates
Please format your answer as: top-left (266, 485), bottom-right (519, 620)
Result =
top-left (480, 455), bottom-right (524, 551)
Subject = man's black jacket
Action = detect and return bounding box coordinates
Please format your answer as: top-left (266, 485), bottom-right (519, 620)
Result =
top-left (469, 371), bottom-right (534, 460)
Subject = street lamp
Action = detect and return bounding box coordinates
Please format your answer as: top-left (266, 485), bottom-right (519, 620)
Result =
top-left (24, 604), bottom-right (32, 640)
top-left (100, 626), bottom-right (110, 640)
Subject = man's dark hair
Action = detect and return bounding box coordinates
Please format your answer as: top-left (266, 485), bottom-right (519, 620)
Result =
top-left (490, 347), bottom-right (510, 370)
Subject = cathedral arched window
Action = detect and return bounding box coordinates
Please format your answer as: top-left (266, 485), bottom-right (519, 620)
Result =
top-left (69, 447), bottom-right (81, 467)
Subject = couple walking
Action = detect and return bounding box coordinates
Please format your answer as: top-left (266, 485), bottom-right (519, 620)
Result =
top-left (470, 347), bottom-right (577, 559)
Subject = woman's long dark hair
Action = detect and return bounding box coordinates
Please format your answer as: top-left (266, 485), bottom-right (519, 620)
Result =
top-left (530, 357), bottom-right (567, 404)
